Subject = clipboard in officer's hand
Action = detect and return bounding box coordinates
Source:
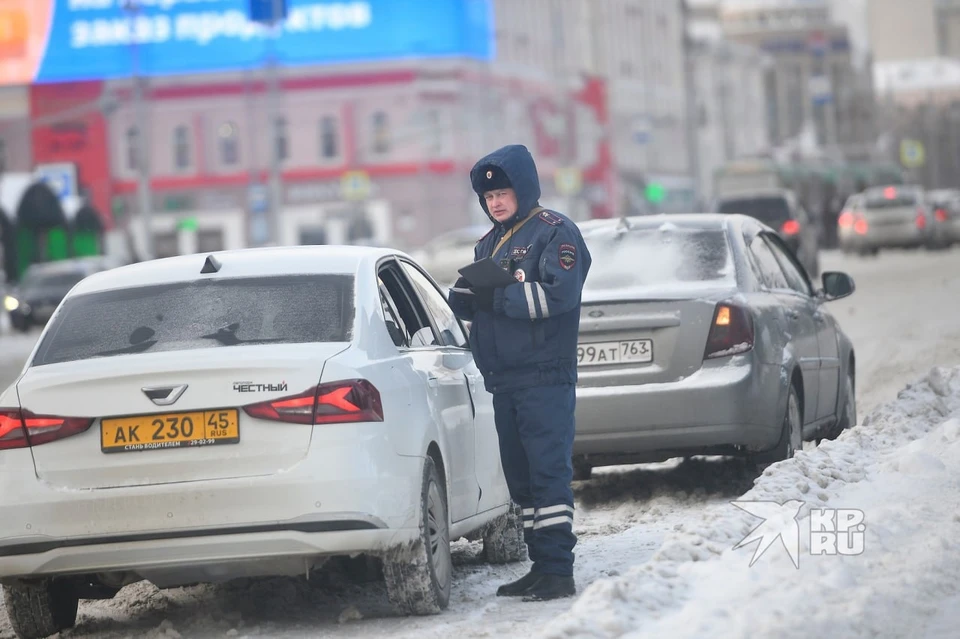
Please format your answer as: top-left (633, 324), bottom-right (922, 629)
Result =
top-left (457, 257), bottom-right (518, 288)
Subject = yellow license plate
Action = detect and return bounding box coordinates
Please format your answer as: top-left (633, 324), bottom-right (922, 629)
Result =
top-left (100, 409), bottom-right (240, 454)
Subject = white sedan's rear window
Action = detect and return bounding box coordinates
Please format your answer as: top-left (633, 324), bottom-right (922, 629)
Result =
top-left (32, 275), bottom-right (354, 366)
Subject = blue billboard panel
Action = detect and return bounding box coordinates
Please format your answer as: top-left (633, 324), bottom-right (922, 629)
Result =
top-left (31, 0), bottom-right (493, 84)
top-left (248, 0), bottom-right (288, 23)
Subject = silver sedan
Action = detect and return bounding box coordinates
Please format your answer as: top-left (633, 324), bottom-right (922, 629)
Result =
top-left (838, 185), bottom-right (932, 254)
top-left (572, 214), bottom-right (857, 479)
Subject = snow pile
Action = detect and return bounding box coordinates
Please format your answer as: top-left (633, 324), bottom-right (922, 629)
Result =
top-left (541, 366), bottom-right (960, 639)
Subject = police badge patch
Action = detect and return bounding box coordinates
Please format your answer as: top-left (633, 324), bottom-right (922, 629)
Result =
top-left (558, 243), bottom-right (577, 271)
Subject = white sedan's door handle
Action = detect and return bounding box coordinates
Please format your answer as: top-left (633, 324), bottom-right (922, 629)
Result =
top-left (427, 374), bottom-right (439, 388)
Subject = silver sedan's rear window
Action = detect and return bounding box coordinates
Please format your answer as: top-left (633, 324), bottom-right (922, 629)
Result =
top-left (583, 226), bottom-right (735, 294)
top-left (32, 275), bottom-right (355, 366)
top-left (863, 189), bottom-right (919, 209)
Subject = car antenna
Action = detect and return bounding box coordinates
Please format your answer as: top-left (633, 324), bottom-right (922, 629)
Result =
top-left (201, 254), bottom-right (222, 274)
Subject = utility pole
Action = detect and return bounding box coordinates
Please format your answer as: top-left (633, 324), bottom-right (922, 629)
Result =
top-left (265, 0), bottom-right (284, 247)
top-left (681, 0), bottom-right (703, 209)
top-left (123, 0), bottom-right (154, 260)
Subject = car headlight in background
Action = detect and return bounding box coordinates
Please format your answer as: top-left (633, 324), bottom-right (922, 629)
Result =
top-left (3, 295), bottom-right (20, 312)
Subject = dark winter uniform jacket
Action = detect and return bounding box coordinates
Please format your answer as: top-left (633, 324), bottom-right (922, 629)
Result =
top-left (449, 144), bottom-right (592, 394)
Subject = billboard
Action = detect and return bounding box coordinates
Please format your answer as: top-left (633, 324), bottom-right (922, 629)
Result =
top-left (0, 0), bottom-right (493, 86)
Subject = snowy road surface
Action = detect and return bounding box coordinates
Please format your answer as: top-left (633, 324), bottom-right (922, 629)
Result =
top-left (1, 248), bottom-right (960, 638)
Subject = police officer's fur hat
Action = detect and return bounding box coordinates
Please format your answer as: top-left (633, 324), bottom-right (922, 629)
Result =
top-left (472, 164), bottom-right (513, 195)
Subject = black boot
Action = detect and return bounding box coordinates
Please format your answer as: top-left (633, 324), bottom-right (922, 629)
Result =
top-left (496, 570), bottom-right (542, 597)
top-left (522, 574), bottom-right (576, 602)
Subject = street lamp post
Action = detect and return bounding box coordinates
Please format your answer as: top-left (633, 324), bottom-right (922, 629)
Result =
top-left (122, 0), bottom-right (154, 260)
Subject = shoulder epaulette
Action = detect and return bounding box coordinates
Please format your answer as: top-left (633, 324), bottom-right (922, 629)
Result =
top-left (476, 227), bottom-right (494, 243)
top-left (538, 210), bottom-right (564, 226)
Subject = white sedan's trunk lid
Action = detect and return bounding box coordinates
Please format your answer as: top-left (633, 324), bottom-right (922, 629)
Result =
top-left (18, 344), bottom-right (346, 490)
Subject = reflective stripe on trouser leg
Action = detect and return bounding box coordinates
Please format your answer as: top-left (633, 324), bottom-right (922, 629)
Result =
top-left (492, 391), bottom-right (542, 565)
top-left (513, 383), bottom-right (577, 577)
top-left (534, 504), bottom-right (574, 530)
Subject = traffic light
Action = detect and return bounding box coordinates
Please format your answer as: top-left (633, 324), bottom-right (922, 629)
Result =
top-left (644, 181), bottom-right (667, 205)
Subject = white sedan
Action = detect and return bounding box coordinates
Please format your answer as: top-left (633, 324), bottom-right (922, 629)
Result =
top-left (0, 246), bottom-right (523, 639)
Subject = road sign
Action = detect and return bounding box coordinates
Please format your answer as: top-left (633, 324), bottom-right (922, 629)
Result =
top-left (555, 168), bottom-right (583, 197)
top-left (632, 116), bottom-right (652, 146)
top-left (248, 183), bottom-right (268, 213)
top-left (340, 170), bottom-right (372, 201)
top-left (809, 74), bottom-right (832, 105)
top-left (900, 139), bottom-right (925, 168)
top-left (33, 162), bottom-right (77, 202)
top-left (808, 30), bottom-right (828, 56)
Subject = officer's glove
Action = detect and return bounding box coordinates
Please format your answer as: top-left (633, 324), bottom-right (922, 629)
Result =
top-left (472, 287), bottom-right (496, 313)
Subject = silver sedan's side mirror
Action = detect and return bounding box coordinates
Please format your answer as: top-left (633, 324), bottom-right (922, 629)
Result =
top-left (820, 271), bottom-right (855, 302)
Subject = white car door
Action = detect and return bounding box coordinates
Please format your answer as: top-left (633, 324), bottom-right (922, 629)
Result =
top-left (379, 260), bottom-right (479, 523)
top-left (397, 261), bottom-right (504, 513)
top-left (396, 263), bottom-right (510, 512)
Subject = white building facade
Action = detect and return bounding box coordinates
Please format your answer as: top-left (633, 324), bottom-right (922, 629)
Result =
top-left (493, 0), bottom-right (695, 212)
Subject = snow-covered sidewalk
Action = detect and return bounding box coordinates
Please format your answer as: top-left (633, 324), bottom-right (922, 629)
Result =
top-left (542, 366), bottom-right (960, 639)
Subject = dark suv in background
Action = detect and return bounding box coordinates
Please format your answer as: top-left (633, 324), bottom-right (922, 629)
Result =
top-left (713, 189), bottom-right (820, 278)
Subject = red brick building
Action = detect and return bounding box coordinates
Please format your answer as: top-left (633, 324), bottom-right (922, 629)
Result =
top-left (13, 59), bottom-right (613, 260)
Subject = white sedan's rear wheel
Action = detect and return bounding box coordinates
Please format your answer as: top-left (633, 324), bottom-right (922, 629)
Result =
top-left (3, 578), bottom-right (79, 639)
top-left (482, 501), bottom-right (528, 564)
top-left (383, 456), bottom-right (452, 615)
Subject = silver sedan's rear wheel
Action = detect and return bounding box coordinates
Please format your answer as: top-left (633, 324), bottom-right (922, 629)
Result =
top-left (751, 384), bottom-right (802, 466)
top-left (383, 456), bottom-right (452, 615)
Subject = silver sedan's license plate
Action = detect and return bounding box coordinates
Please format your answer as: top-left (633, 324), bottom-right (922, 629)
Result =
top-left (577, 339), bottom-right (653, 366)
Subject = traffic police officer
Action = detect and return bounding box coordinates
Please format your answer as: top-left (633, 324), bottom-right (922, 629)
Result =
top-left (448, 144), bottom-right (591, 601)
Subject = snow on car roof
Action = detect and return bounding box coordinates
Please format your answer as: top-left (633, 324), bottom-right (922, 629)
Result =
top-left (70, 245), bottom-right (401, 296)
top-left (581, 214), bottom-right (731, 236)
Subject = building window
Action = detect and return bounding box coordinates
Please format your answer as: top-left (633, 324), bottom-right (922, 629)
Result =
top-left (126, 126), bottom-right (139, 171)
top-left (372, 110), bottom-right (390, 154)
top-left (173, 125), bottom-right (190, 170)
top-left (154, 231), bottom-right (178, 259)
top-left (425, 108), bottom-right (442, 155)
top-left (218, 121), bottom-right (239, 166)
top-left (197, 229), bottom-right (224, 253)
top-left (274, 116), bottom-right (288, 162)
top-left (300, 227), bottom-right (329, 245)
top-left (319, 116), bottom-right (338, 159)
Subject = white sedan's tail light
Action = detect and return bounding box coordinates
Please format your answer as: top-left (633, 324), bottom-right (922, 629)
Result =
top-left (703, 303), bottom-right (754, 360)
top-left (0, 409), bottom-right (94, 450)
top-left (243, 380), bottom-right (384, 425)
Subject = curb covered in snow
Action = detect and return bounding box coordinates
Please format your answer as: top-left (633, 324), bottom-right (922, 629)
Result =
top-left (540, 366), bottom-right (960, 639)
